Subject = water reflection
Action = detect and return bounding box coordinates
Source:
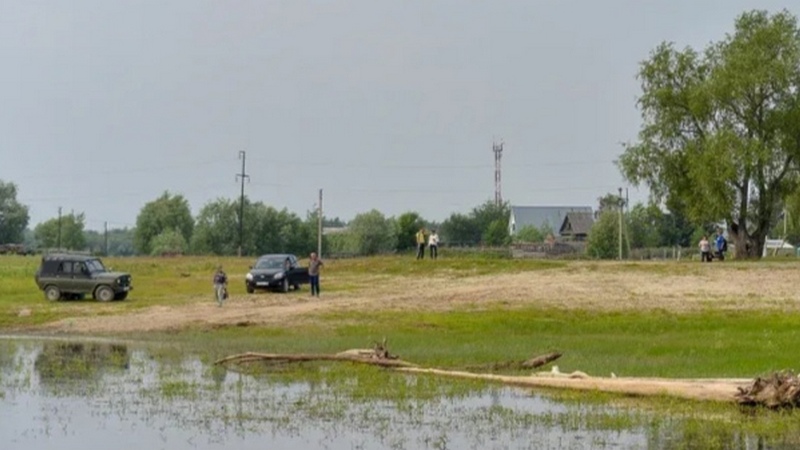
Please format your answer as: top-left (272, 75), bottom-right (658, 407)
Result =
top-left (34, 342), bottom-right (129, 394)
top-left (0, 338), bottom-right (798, 449)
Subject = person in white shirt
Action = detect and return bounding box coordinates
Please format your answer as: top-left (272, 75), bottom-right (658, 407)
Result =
top-left (428, 230), bottom-right (439, 259)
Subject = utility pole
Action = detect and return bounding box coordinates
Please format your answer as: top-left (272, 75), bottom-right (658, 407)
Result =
top-left (104, 221), bottom-right (109, 256)
top-left (236, 151), bottom-right (250, 257)
top-left (618, 187), bottom-right (623, 260)
top-left (317, 189), bottom-right (323, 257)
top-left (57, 206), bottom-right (62, 250)
top-left (493, 141), bottom-right (504, 206)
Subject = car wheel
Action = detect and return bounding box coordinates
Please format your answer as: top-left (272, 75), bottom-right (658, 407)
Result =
top-left (246, 285), bottom-right (255, 294)
top-left (114, 292), bottom-right (128, 301)
top-left (44, 285), bottom-right (61, 302)
top-left (292, 284), bottom-right (299, 291)
top-left (95, 285), bottom-right (115, 302)
top-left (281, 278), bottom-right (289, 293)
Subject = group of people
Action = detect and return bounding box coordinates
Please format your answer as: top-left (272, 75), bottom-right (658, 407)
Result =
top-left (415, 228), bottom-right (439, 260)
top-left (212, 251), bottom-right (324, 306)
top-left (698, 229), bottom-right (728, 262)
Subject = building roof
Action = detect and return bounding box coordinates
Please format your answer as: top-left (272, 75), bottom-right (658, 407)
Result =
top-left (559, 212), bottom-right (595, 235)
top-left (510, 206), bottom-right (593, 236)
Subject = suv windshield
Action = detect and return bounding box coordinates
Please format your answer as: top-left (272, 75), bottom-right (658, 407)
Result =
top-left (255, 258), bottom-right (286, 270)
top-left (86, 259), bottom-right (106, 273)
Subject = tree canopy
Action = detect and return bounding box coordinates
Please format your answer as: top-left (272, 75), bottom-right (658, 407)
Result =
top-left (134, 192), bottom-right (194, 255)
top-left (34, 212), bottom-right (86, 251)
top-left (191, 197), bottom-right (315, 256)
top-left (0, 180), bottom-right (30, 244)
top-left (618, 10), bottom-right (800, 258)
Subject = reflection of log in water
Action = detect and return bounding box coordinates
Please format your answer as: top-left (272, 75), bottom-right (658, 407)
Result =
top-left (35, 342), bottom-right (130, 383)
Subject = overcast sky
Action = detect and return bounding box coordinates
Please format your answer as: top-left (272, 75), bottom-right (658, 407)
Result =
top-left (1, 1), bottom-right (794, 230)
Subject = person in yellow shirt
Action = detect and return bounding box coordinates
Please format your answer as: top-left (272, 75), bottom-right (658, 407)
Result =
top-left (415, 228), bottom-right (426, 260)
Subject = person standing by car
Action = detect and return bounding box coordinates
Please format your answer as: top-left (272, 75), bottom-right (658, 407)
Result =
top-left (213, 265), bottom-right (228, 306)
top-left (309, 252), bottom-right (323, 297)
top-left (428, 229), bottom-right (439, 259)
top-left (415, 228), bottom-right (426, 260)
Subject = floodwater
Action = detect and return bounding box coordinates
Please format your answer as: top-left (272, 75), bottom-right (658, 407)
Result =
top-left (0, 338), bottom-right (792, 450)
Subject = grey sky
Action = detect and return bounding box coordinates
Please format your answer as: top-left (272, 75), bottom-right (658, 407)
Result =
top-left (1, 1), bottom-right (794, 231)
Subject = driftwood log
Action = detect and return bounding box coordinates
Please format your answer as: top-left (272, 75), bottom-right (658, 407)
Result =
top-left (735, 371), bottom-right (800, 408)
top-left (215, 344), bottom-right (799, 408)
top-left (214, 339), bottom-right (417, 369)
top-left (214, 351), bottom-right (418, 368)
top-left (463, 352), bottom-right (562, 372)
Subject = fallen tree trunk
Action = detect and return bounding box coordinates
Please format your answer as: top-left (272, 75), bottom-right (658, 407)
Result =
top-left (397, 367), bottom-right (752, 403)
top-left (214, 351), bottom-right (419, 369)
top-left (215, 347), bottom-right (796, 406)
top-left (463, 352), bottom-right (562, 372)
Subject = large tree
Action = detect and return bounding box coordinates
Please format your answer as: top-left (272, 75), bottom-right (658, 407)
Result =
top-left (347, 209), bottom-right (397, 255)
top-left (619, 10), bottom-right (800, 258)
top-left (134, 192), bottom-right (194, 255)
top-left (394, 212), bottom-right (425, 252)
top-left (34, 212), bottom-right (86, 250)
top-left (0, 180), bottom-right (30, 244)
top-left (191, 197), bottom-right (314, 256)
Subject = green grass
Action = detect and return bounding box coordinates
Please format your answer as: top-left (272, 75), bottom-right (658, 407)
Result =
top-left (4, 253), bottom-right (800, 380)
top-left (153, 307), bottom-right (800, 380)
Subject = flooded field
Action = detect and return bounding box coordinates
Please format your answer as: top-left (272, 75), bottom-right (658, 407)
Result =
top-left (0, 337), bottom-right (796, 450)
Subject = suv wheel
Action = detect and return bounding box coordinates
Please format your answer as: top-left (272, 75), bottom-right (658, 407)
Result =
top-left (281, 278), bottom-right (289, 293)
top-left (95, 285), bottom-right (115, 302)
top-left (44, 285), bottom-right (61, 302)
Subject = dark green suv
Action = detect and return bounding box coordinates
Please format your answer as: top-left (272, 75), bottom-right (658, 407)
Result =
top-left (34, 253), bottom-right (133, 301)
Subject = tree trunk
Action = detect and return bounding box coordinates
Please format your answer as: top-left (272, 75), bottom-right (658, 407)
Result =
top-left (731, 226), bottom-right (766, 259)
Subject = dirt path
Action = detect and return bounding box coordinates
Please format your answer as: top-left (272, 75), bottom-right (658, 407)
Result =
top-left (40, 262), bottom-right (800, 334)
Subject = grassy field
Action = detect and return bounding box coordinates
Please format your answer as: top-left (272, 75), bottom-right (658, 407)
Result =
top-left (3, 252), bottom-right (800, 381)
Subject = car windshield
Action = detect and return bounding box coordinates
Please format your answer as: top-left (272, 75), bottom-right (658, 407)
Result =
top-left (86, 259), bottom-right (106, 273)
top-left (255, 257), bottom-right (287, 270)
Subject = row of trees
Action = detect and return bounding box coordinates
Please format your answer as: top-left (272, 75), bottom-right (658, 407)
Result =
top-left (5, 10), bottom-right (800, 259)
top-left (2, 180), bottom-right (798, 259)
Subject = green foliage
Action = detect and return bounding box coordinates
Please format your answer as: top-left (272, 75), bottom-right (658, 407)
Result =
top-left (586, 211), bottom-right (622, 259)
top-left (0, 180), bottom-right (30, 244)
top-left (150, 228), bottom-right (189, 256)
top-left (85, 228), bottom-right (135, 256)
top-left (483, 219), bottom-right (510, 246)
top-left (471, 201), bottom-right (510, 238)
top-left (618, 10), bottom-right (800, 258)
top-left (394, 212), bottom-right (425, 252)
top-left (440, 200), bottom-right (510, 246)
top-left (596, 192), bottom-right (623, 216)
top-left (626, 203), bottom-right (663, 249)
top-left (513, 224), bottom-right (550, 243)
top-left (34, 212), bottom-right (87, 250)
top-left (347, 209), bottom-right (396, 256)
top-left (191, 197), bottom-right (316, 256)
top-left (135, 192), bottom-right (194, 255)
top-left (325, 231), bottom-right (360, 256)
top-left (440, 212), bottom-right (481, 245)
